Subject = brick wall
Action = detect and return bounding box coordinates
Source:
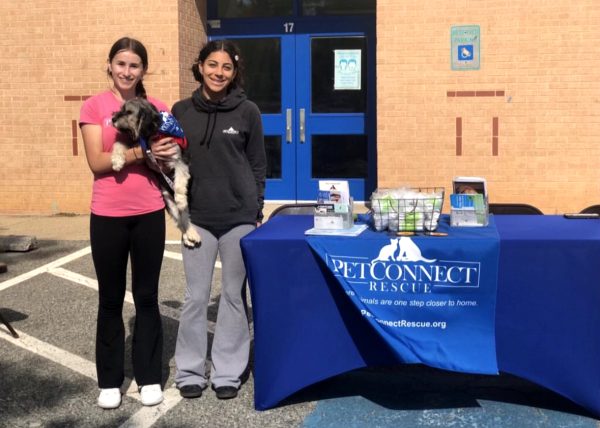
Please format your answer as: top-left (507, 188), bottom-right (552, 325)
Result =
top-left (0, 0), bottom-right (206, 214)
top-left (178, 0), bottom-right (207, 99)
top-left (3, 1), bottom-right (599, 215)
top-left (377, 1), bottom-right (600, 214)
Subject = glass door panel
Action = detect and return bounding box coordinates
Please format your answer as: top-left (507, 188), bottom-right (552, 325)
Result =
top-left (265, 136), bottom-right (282, 179)
top-left (217, 0), bottom-right (293, 18)
top-left (302, 0), bottom-right (375, 16)
top-left (235, 38), bottom-right (281, 114)
top-left (225, 36), bottom-right (296, 199)
top-left (296, 34), bottom-right (372, 200)
top-left (311, 37), bottom-right (367, 113)
top-left (312, 134), bottom-right (367, 178)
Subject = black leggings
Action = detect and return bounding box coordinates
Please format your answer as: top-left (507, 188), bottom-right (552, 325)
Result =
top-left (90, 209), bottom-right (165, 388)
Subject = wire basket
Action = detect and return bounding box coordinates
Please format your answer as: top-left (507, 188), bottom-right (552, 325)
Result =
top-left (371, 187), bottom-right (445, 233)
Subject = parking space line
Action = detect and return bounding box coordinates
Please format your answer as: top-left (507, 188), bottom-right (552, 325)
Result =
top-left (163, 249), bottom-right (182, 260)
top-left (0, 325), bottom-right (179, 406)
top-left (0, 246), bottom-right (92, 292)
top-left (118, 388), bottom-right (183, 428)
top-left (49, 267), bottom-right (97, 288)
top-left (1, 327), bottom-right (202, 427)
top-left (49, 267), bottom-right (135, 305)
top-left (0, 326), bottom-right (97, 380)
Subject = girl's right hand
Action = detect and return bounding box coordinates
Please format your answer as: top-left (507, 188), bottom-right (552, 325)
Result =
top-left (151, 137), bottom-right (178, 162)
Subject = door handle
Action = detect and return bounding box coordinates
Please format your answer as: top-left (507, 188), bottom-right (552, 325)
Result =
top-left (286, 108), bottom-right (292, 143)
top-left (299, 108), bottom-right (305, 144)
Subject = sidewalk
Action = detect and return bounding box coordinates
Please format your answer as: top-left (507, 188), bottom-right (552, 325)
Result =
top-left (0, 203), bottom-right (286, 242)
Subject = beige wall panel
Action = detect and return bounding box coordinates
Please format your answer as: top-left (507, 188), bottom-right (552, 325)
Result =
top-left (376, 0), bottom-right (600, 214)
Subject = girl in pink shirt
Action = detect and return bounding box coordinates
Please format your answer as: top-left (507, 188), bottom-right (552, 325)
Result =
top-left (79, 37), bottom-right (177, 410)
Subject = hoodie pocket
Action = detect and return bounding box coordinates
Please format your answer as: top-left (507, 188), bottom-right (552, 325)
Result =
top-left (191, 176), bottom-right (243, 214)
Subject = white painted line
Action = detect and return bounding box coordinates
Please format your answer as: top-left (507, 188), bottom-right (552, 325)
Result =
top-left (118, 388), bottom-right (182, 428)
top-left (0, 246), bottom-right (92, 292)
top-left (163, 250), bottom-right (182, 260)
top-left (50, 267), bottom-right (98, 288)
top-left (0, 326), bottom-right (149, 403)
top-left (49, 267), bottom-right (134, 305)
top-left (48, 265), bottom-right (196, 322)
top-left (0, 327), bottom-right (97, 380)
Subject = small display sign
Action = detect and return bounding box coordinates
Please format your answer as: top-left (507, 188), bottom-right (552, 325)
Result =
top-left (334, 49), bottom-right (361, 90)
top-left (451, 25), bottom-right (480, 70)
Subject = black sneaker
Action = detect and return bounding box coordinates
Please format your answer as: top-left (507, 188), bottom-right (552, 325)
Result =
top-left (179, 384), bottom-right (204, 399)
top-left (213, 385), bottom-right (239, 400)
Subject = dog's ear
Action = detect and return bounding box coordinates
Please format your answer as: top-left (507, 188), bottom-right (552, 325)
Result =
top-left (134, 109), bottom-right (145, 141)
top-left (137, 100), bottom-right (161, 139)
top-left (132, 101), bottom-right (150, 139)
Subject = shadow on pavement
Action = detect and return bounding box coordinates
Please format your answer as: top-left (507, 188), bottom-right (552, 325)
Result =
top-left (284, 364), bottom-right (595, 418)
top-left (0, 307), bottom-right (28, 323)
top-left (0, 240), bottom-right (89, 279)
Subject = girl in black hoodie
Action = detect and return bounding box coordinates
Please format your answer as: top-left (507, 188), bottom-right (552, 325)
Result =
top-left (168, 40), bottom-right (266, 400)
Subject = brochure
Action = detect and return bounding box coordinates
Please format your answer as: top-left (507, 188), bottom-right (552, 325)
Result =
top-left (450, 193), bottom-right (488, 226)
top-left (453, 176), bottom-right (487, 197)
top-left (318, 180), bottom-right (350, 204)
top-left (305, 223), bottom-right (368, 237)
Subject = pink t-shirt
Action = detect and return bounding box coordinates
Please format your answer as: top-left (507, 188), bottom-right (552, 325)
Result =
top-left (79, 91), bottom-right (167, 217)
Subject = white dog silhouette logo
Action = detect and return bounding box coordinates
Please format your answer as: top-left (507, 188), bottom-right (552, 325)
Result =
top-left (373, 237), bottom-right (436, 263)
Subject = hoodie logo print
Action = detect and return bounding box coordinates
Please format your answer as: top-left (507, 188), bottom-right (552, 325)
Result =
top-left (222, 126), bottom-right (239, 135)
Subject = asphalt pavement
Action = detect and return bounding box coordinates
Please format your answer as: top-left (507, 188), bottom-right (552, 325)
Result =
top-left (0, 208), bottom-right (599, 428)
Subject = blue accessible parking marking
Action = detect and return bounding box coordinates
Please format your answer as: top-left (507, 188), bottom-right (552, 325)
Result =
top-left (458, 44), bottom-right (474, 60)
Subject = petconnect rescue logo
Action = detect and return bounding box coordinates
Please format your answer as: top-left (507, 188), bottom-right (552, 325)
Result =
top-left (326, 237), bottom-right (480, 294)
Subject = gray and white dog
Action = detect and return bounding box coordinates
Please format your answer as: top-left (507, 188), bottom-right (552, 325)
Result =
top-left (111, 97), bottom-right (201, 247)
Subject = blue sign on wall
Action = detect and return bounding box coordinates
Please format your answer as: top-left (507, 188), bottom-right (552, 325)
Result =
top-left (451, 25), bottom-right (480, 70)
top-left (458, 44), bottom-right (474, 60)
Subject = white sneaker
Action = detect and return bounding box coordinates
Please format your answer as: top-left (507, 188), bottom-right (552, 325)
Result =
top-left (139, 384), bottom-right (163, 406)
top-left (97, 388), bottom-right (121, 409)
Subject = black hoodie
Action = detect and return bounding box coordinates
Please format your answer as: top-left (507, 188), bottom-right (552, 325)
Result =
top-left (172, 86), bottom-right (266, 233)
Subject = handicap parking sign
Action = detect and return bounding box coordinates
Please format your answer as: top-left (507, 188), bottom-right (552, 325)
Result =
top-left (451, 25), bottom-right (480, 70)
top-left (458, 44), bottom-right (474, 60)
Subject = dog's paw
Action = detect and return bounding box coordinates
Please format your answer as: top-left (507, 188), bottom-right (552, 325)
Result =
top-left (183, 227), bottom-right (201, 248)
top-left (111, 154), bottom-right (126, 171)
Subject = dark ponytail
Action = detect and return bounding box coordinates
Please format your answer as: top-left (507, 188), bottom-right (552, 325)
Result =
top-left (135, 81), bottom-right (147, 99)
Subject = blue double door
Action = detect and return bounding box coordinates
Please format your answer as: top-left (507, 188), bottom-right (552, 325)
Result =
top-left (210, 18), bottom-right (375, 201)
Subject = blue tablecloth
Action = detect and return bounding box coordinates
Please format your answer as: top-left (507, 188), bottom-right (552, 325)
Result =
top-left (241, 214), bottom-right (600, 416)
top-left (306, 215), bottom-right (500, 375)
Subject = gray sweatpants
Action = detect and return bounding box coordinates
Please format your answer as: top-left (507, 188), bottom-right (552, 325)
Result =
top-left (175, 223), bottom-right (254, 389)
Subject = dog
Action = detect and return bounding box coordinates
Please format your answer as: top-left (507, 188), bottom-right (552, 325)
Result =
top-left (111, 97), bottom-right (201, 248)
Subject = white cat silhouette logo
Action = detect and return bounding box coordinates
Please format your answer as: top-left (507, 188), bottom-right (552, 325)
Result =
top-left (373, 239), bottom-right (399, 262)
top-left (373, 237), bottom-right (436, 263)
